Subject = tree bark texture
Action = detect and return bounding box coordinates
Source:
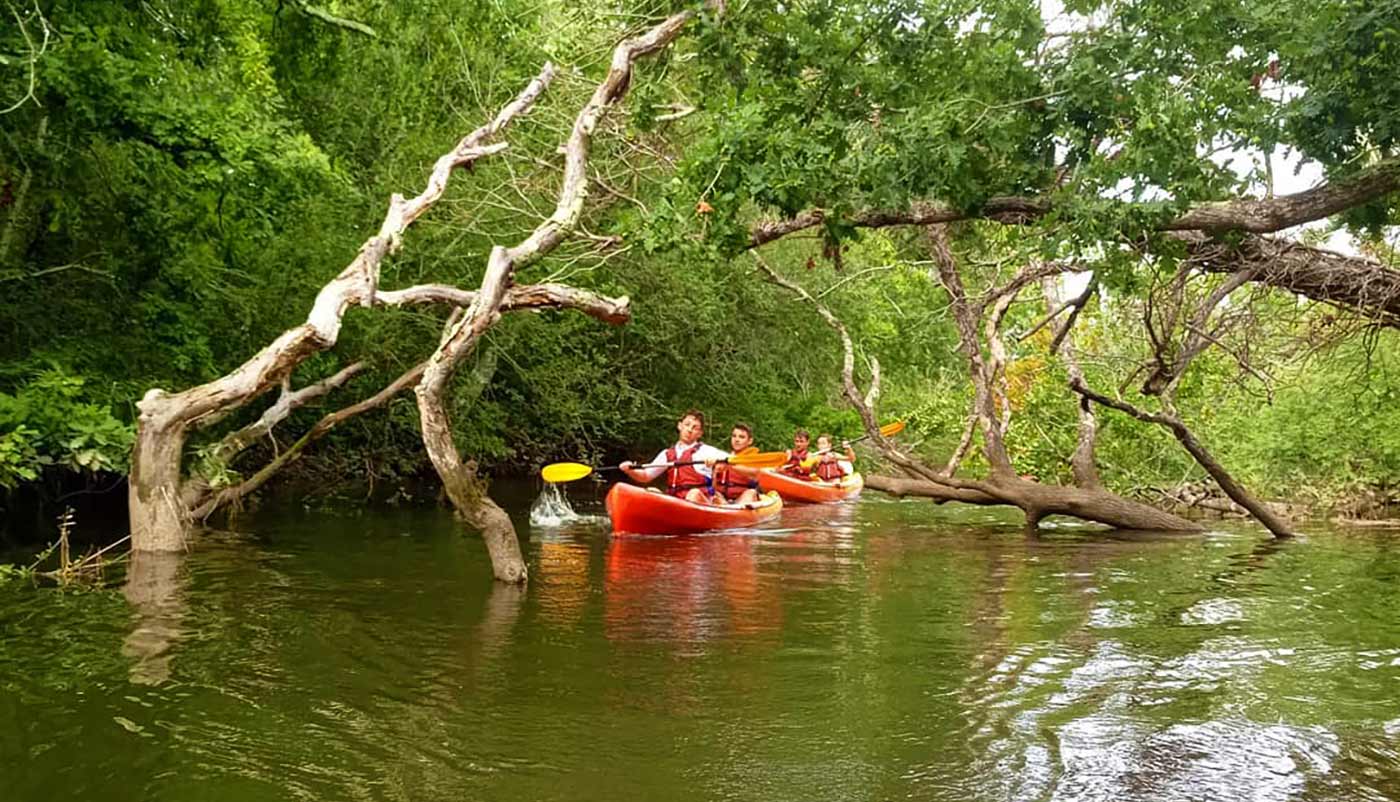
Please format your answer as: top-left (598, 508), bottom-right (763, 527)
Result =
top-left (750, 158), bottom-right (1400, 245)
top-left (749, 164), bottom-right (1400, 327)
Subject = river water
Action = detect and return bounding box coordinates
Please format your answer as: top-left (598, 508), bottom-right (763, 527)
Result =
top-left (3, 482), bottom-right (1400, 801)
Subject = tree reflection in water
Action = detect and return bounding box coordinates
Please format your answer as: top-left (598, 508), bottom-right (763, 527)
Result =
top-left (122, 549), bottom-right (187, 685)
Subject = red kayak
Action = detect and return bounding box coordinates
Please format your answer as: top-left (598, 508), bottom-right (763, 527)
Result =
top-left (605, 483), bottom-right (783, 535)
top-left (756, 469), bottom-right (864, 504)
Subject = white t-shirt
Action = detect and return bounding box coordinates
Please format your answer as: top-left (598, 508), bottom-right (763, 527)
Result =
top-left (633, 441), bottom-right (731, 482)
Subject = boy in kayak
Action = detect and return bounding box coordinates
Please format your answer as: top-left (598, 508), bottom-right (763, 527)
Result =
top-left (778, 430), bottom-right (813, 478)
top-left (711, 423), bottom-right (762, 505)
top-left (620, 409), bottom-right (729, 504)
top-left (812, 433), bottom-right (856, 482)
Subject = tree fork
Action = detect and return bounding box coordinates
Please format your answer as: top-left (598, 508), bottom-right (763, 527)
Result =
top-left (1070, 379), bottom-right (1296, 538)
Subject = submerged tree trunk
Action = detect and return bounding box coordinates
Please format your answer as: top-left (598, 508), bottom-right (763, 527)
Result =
top-left (129, 397), bottom-right (191, 552)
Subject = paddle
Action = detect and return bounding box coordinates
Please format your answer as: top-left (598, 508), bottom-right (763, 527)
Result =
top-left (800, 420), bottom-right (907, 466)
top-left (542, 447), bottom-right (786, 484)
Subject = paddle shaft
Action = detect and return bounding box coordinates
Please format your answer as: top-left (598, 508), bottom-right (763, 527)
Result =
top-left (612, 456), bottom-right (737, 473)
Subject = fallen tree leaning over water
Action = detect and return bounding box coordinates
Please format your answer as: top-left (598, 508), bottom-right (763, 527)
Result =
top-left (743, 162), bottom-right (1400, 537)
top-left (127, 64), bottom-right (630, 555)
top-left (414, 7), bottom-right (711, 582)
top-left (757, 237), bottom-right (1206, 532)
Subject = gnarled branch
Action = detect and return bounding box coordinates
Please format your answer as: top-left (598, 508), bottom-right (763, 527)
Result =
top-left (749, 158), bottom-right (1400, 247)
top-left (1069, 378), bottom-right (1295, 537)
top-left (416, 10), bottom-right (703, 583)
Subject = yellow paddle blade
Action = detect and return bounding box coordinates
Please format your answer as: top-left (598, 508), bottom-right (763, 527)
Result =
top-left (737, 446), bottom-right (759, 456)
top-left (879, 420), bottom-right (906, 437)
top-left (730, 450), bottom-right (789, 469)
top-left (541, 462), bottom-right (595, 483)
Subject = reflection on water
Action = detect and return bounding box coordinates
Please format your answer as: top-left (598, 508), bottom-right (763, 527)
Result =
top-left (4, 494), bottom-right (1400, 801)
top-left (121, 549), bottom-right (187, 685)
top-left (603, 533), bottom-right (783, 644)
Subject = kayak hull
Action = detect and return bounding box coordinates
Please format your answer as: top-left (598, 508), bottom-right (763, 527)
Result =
top-left (605, 483), bottom-right (783, 535)
top-left (756, 469), bottom-right (864, 504)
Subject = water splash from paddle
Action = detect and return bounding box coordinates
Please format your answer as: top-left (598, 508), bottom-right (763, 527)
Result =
top-left (530, 482), bottom-right (589, 527)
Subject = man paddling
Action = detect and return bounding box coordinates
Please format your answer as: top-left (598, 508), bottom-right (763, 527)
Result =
top-left (711, 423), bottom-right (762, 505)
top-left (620, 409), bottom-right (729, 504)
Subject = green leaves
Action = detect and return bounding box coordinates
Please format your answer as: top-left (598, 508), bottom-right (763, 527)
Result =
top-left (0, 371), bottom-right (135, 487)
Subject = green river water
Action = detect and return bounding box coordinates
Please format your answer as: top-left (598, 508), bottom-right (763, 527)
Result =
top-left (3, 483), bottom-right (1400, 801)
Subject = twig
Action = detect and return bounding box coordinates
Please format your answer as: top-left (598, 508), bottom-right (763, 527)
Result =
top-left (296, 1), bottom-right (377, 37)
top-left (1, 1), bottom-right (51, 115)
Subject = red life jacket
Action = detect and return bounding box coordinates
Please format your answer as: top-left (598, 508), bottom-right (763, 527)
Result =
top-left (713, 462), bottom-right (758, 501)
top-left (665, 443), bottom-right (710, 498)
top-left (780, 447), bottom-right (811, 477)
top-left (815, 459), bottom-right (845, 482)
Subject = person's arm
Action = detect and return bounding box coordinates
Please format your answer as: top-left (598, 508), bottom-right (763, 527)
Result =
top-left (621, 450), bottom-right (669, 483)
top-left (695, 444), bottom-right (730, 476)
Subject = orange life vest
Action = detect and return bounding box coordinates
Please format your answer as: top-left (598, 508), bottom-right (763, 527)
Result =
top-left (665, 443), bottom-right (710, 498)
top-left (713, 462), bottom-right (758, 501)
top-left (814, 459), bottom-right (845, 482)
top-left (780, 447), bottom-right (810, 478)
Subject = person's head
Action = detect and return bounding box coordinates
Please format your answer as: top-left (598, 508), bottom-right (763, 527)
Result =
top-left (793, 429), bottom-right (810, 450)
top-left (677, 409), bottom-right (705, 444)
top-left (816, 434), bottom-right (833, 451)
top-left (730, 423), bottom-right (753, 452)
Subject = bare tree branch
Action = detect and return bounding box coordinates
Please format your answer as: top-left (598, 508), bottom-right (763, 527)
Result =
top-left (209, 362), bottom-right (367, 466)
top-left (416, 9), bottom-right (702, 583)
top-left (129, 64), bottom-right (557, 552)
top-left (1069, 377), bottom-right (1296, 537)
top-left (1, 1), bottom-right (51, 115)
top-left (296, 1), bottom-right (377, 37)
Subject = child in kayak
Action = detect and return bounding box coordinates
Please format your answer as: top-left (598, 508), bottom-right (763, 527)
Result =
top-left (619, 408), bottom-right (729, 504)
top-left (779, 430), bottom-right (813, 478)
top-left (711, 423), bottom-right (762, 504)
top-left (812, 434), bottom-right (855, 482)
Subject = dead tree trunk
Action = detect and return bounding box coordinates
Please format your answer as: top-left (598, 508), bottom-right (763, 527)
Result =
top-left (415, 10), bottom-right (699, 582)
top-left (1041, 275), bottom-right (1102, 490)
top-left (127, 65), bottom-right (632, 553)
top-left (1069, 380), bottom-right (1296, 537)
top-left (754, 231), bottom-right (1202, 533)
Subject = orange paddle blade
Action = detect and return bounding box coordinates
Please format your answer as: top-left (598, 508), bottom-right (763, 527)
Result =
top-left (729, 450), bottom-right (788, 469)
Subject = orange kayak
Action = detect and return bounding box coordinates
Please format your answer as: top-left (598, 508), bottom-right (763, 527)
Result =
top-left (756, 469), bottom-right (864, 504)
top-left (605, 483), bottom-right (783, 535)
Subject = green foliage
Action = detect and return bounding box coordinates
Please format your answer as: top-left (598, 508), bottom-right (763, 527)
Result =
top-left (0, 371), bottom-right (135, 488)
top-left (1, 0), bottom-right (1397, 512)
